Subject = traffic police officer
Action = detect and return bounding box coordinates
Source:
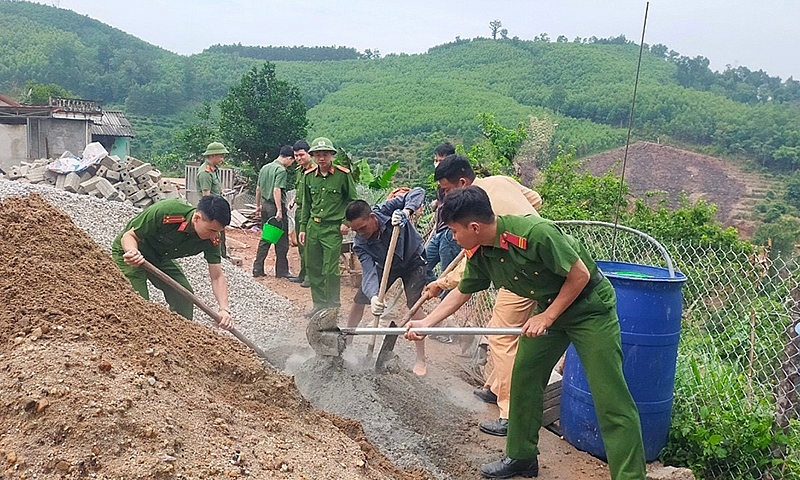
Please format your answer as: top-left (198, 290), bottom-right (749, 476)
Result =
top-left (112, 195), bottom-right (234, 330)
top-left (298, 137), bottom-right (358, 316)
top-left (406, 186), bottom-right (646, 480)
top-left (197, 141), bottom-right (229, 257)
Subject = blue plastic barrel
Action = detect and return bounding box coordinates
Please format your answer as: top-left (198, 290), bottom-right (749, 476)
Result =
top-left (561, 260), bottom-right (687, 462)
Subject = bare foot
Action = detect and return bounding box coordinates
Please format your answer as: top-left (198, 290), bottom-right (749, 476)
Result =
top-left (413, 362), bottom-right (427, 377)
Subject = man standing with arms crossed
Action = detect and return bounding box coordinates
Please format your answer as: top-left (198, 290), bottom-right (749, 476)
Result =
top-left (197, 141), bottom-right (229, 258)
top-left (253, 145), bottom-right (297, 280)
top-left (298, 137), bottom-right (358, 316)
top-left (291, 140), bottom-right (313, 287)
top-left (407, 186), bottom-right (646, 480)
top-left (426, 155), bottom-right (542, 437)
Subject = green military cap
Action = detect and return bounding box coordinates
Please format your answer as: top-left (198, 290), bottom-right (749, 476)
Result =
top-left (308, 137), bottom-right (337, 153)
top-left (203, 142), bottom-right (229, 156)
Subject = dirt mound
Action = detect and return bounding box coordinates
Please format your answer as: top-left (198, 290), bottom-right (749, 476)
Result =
top-left (582, 142), bottom-right (779, 237)
top-left (0, 194), bottom-right (424, 479)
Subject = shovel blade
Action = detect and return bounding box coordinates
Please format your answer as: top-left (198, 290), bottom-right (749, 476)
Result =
top-left (375, 321), bottom-right (400, 371)
top-left (306, 308), bottom-right (345, 357)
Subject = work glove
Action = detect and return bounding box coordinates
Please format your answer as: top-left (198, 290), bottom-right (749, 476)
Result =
top-left (370, 295), bottom-right (386, 316)
top-left (391, 209), bottom-right (409, 227)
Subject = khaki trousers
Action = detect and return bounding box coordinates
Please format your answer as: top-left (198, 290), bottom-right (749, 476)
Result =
top-left (485, 288), bottom-right (535, 418)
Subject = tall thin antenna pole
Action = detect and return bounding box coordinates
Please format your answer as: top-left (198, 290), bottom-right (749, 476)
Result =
top-left (612, 2), bottom-right (650, 259)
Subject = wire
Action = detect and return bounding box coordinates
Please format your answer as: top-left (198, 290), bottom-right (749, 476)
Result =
top-left (612, 2), bottom-right (650, 260)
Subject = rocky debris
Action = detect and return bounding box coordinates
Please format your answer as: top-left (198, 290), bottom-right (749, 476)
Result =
top-left (647, 462), bottom-right (696, 480)
top-left (1, 150), bottom-right (181, 208)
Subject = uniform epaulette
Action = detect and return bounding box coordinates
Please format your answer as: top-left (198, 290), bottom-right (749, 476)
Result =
top-left (304, 165), bottom-right (319, 175)
top-left (465, 245), bottom-right (481, 259)
top-left (163, 215), bottom-right (185, 225)
top-left (334, 164), bottom-right (351, 174)
top-left (210, 234), bottom-right (220, 247)
top-left (205, 165), bottom-right (215, 172)
top-left (500, 232), bottom-right (528, 250)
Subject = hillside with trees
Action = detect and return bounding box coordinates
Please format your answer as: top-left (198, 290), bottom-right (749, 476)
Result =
top-left (2, 0), bottom-right (800, 179)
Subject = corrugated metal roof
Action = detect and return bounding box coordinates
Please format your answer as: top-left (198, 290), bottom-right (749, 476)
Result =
top-left (91, 111), bottom-right (134, 137)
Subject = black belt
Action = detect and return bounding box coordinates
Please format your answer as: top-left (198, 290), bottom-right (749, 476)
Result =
top-left (577, 270), bottom-right (605, 301)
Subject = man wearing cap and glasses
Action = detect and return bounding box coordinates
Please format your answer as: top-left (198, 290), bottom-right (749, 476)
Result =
top-left (298, 137), bottom-right (358, 317)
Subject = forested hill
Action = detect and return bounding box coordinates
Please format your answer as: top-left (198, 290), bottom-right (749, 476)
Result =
top-left (2, 0), bottom-right (800, 177)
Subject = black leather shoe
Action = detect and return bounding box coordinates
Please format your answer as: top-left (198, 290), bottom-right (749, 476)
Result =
top-left (480, 456), bottom-right (538, 478)
top-left (287, 276), bottom-right (303, 283)
top-left (479, 418), bottom-right (508, 436)
top-left (252, 272), bottom-right (265, 278)
top-left (300, 279), bottom-right (310, 288)
top-left (473, 388), bottom-right (498, 404)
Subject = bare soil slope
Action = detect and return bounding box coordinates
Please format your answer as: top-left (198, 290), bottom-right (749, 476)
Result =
top-left (0, 194), bottom-right (423, 480)
top-left (582, 142), bottom-right (780, 238)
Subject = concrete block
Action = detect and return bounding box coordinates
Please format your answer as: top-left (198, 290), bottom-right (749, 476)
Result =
top-left (119, 171), bottom-right (131, 181)
top-left (134, 197), bottom-right (153, 209)
top-left (7, 167), bottom-right (23, 180)
top-left (136, 178), bottom-right (155, 190)
top-left (79, 170), bottom-right (93, 182)
top-left (129, 189), bottom-right (148, 202)
top-left (79, 177), bottom-right (103, 192)
top-left (95, 166), bottom-right (109, 178)
top-left (63, 172), bottom-right (81, 193)
top-left (25, 167), bottom-right (46, 184)
top-left (95, 178), bottom-right (118, 199)
top-left (147, 170), bottom-right (162, 183)
top-left (104, 169), bottom-right (121, 182)
top-left (100, 156), bottom-right (123, 171)
top-left (129, 163), bottom-right (153, 179)
top-left (159, 180), bottom-right (176, 193)
top-left (55, 174), bottom-right (67, 190)
top-left (126, 156), bottom-right (144, 168)
top-left (145, 185), bottom-right (161, 198)
top-left (44, 170), bottom-right (58, 185)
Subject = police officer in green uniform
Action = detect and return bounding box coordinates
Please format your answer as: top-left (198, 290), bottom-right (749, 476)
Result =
top-left (253, 145), bottom-right (296, 279)
top-left (298, 137), bottom-right (358, 316)
top-left (197, 141), bottom-right (228, 258)
top-left (112, 195), bottom-right (234, 330)
top-left (406, 186), bottom-right (646, 480)
top-left (291, 140), bottom-right (314, 287)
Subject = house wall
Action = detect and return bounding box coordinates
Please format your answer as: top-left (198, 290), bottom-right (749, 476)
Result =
top-left (31, 118), bottom-right (89, 159)
top-left (110, 136), bottom-right (130, 158)
top-left (0, 124), bottom-right (27, 172)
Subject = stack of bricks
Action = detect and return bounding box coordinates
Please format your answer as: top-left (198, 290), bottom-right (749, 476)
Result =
top-left (1, 155), bottom-right (181, 208)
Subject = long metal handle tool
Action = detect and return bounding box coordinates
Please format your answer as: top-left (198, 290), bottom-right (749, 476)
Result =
top-left (341, 327), bottom-right (539, 336)
top-left (140, 259), bottom-right (268, 359)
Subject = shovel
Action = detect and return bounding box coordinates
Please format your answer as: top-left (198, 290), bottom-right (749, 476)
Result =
top-left (375, 249), bottom-right (465, 370)
top-left (139, 259), bottom-right (268, 359)
top-left (365, 224), bottom-right (401, 357)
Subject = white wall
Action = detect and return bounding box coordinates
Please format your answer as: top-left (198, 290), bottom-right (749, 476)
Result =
top-left (0, 124), bottom-right (27, 172)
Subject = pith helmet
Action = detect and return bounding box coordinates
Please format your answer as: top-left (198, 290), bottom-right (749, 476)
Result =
top-left (308, 137), bottom-right (337, 153)
top-left (203, 141), bottom-right (229, 156)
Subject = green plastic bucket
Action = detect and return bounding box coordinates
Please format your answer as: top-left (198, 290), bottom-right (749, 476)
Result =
top-left (261, 217), bottom-right (284, 243)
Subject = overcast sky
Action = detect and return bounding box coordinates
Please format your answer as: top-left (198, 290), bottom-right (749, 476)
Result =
top-left (35, 0), bottom-right (800, 80)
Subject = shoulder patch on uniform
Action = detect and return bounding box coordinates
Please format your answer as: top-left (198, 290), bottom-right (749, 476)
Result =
top-left (304, 165), bottom-right (319, 175)
top-left (500, 232), bottom-right (528, 251)
top-left (334, 164), bottom-right (351, 174)
top-left (205, 165), bottom-right (215, 172)
top-left (210, 233), bottom-right (220, 247)
top-left (464, 245), bottom-right (481, 259)
top-left (163, 215), bottom-right (185, 225)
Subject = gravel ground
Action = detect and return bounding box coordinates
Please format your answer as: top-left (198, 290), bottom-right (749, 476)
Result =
top-left (0, 178), bottom-right (294, 350)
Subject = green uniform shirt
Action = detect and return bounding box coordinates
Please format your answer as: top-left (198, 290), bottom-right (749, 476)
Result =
top-left (459, 215), bottom-right (602, 315)
top-left (112, 199), bottom-right (222, 264)
top-left (196, 160), bottom-right (222, 195)
top-left (299, 164), bottom-right (358, 232)
top-left (257, 159), bottom-right (287, 205)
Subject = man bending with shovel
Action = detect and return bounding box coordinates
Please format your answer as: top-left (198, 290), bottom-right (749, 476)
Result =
top-left (405, 186), bottom-right (646, 480)
top-left (345, 187), bottom-right (429, 376)
top-left (112, 195), bottom-right (234, 330)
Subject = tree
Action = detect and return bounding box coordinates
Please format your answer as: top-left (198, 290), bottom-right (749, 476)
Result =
top-left (177, 103), bottom-right (220, 161)
top-left (489, 20), bottom-right (502, 39)
top-left (499, 28), bottom-right (508, 40)
top-left (218, 62), bottom-right (308, 175)
top-left (24, 80), bottom-right (73, 105)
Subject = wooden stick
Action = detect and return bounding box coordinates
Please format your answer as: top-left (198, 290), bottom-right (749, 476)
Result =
top-left (140, 259), bottom-right (268, 359)
top-left (366, 225), bottom-right (401, 355)
top-left (399, 249), bottom-right (466, 327)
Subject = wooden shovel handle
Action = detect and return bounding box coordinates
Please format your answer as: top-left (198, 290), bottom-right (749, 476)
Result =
top-left (399, 249), bottom-right (466, 327)
top-left (139, 259), bottom-right (267, 359)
